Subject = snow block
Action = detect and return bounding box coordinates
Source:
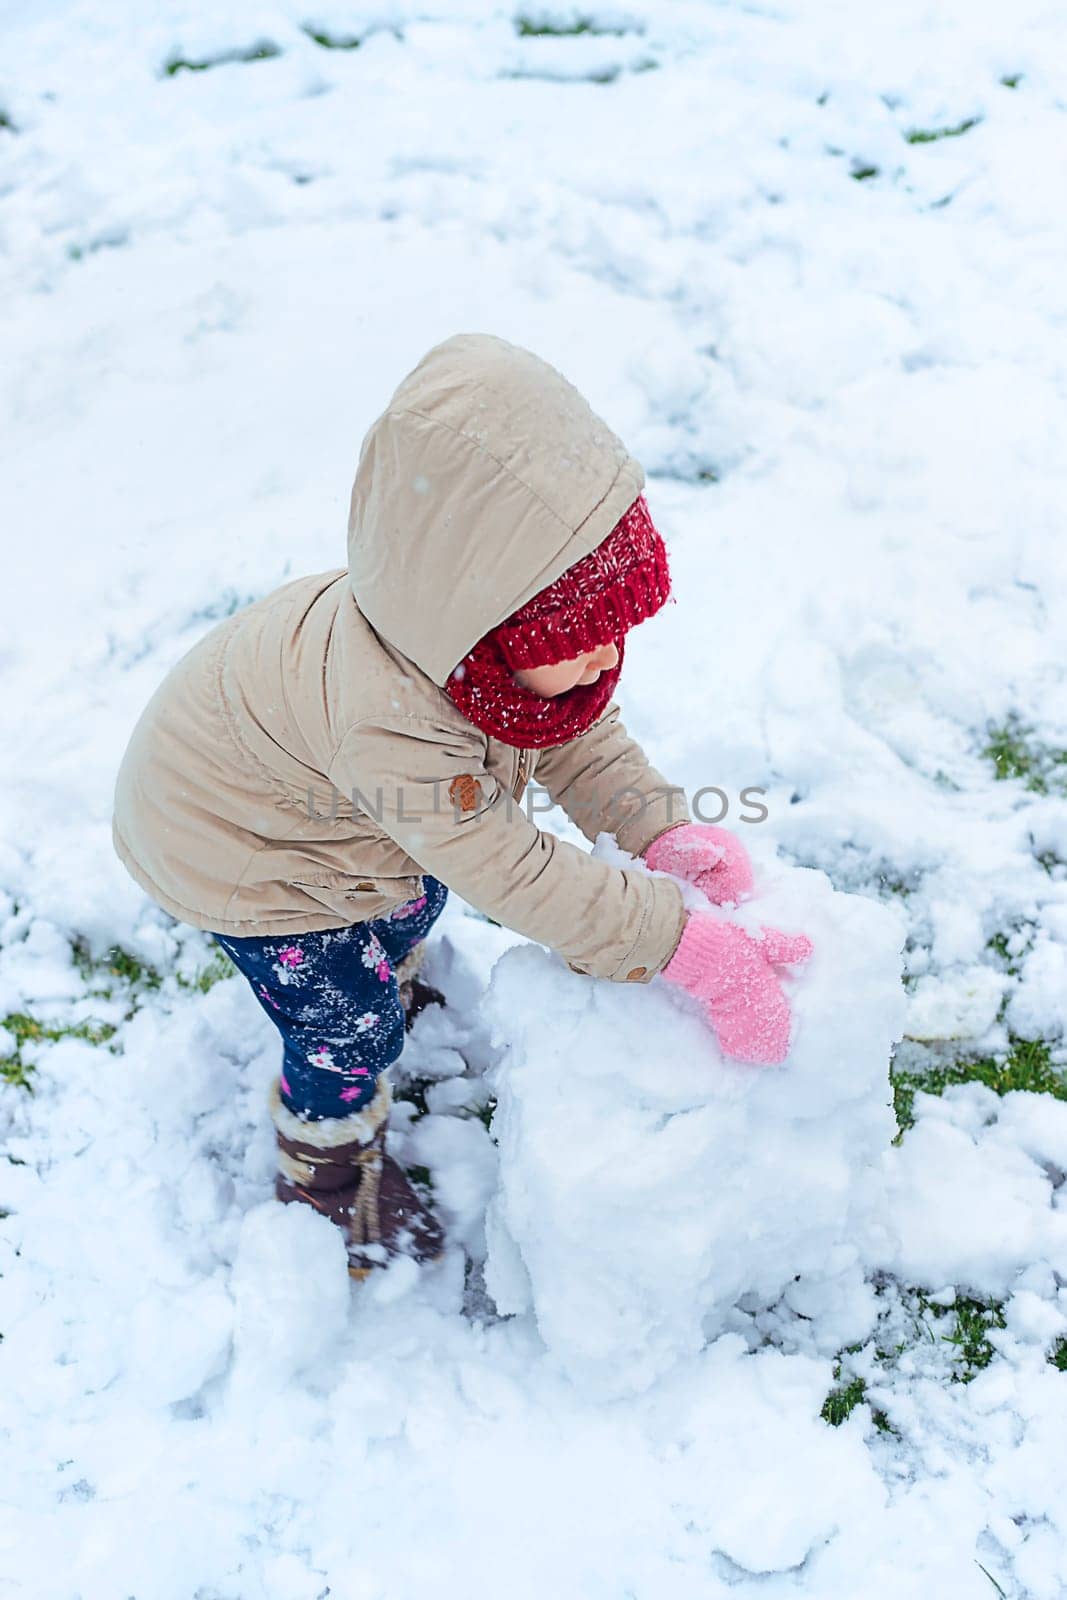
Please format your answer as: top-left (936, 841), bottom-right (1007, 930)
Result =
top-left (483, 850), bottom-right (907, 1397)
top-left (230, 1200), bottom-right (350, 1388)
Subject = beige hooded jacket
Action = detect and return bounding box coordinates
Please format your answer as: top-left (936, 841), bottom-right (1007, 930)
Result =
top-left (112, 332), bottom-right (691, 981)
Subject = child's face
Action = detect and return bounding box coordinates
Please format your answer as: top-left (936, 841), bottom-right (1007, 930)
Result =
top-left (513, 640), bottom-right (619, 698)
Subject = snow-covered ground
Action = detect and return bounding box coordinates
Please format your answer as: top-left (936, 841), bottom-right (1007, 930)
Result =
top-left (2, 2), bottom-right (1067, 1595)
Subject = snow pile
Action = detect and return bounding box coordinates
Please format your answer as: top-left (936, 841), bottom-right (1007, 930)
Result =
top-left (881, 1084), bottom-right (1067, 1298)
top-left (484, 843), bottom-right (907, 1396)
top-left (3, 0), bottom-right (1067, 1589)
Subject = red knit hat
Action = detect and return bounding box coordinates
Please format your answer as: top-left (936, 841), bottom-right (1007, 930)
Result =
top-left (444, 495), bottom-right (672, 749)
top-left (494, 493), bottom-right (671, 669)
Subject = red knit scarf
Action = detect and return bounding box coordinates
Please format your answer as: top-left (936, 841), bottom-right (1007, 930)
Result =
top-left (445, 633), bottom-right (626, 749)
top-left (443, 493), bottom-right (670, 749)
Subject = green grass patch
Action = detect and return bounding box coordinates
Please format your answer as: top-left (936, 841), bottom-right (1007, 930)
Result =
top-left (821, 1370), bottom-right (867, 1425)
top-left (985, 716), bottom-right (1041, 784)
top-left (176, 947), bottom-right (235, 995)
top-left (1000, 73), bottom-right (1023, 89)
top-left (905, 116), bottom-right (981, 144)
top-left (985, 925), bottom-right (1038, 1024)
top-left (71, 938), bottom-right (164, 998)
top-left (821, 1357), bottom-right (894, 1431)
top-left (71, 937), bottom-right (234, 1000)
top-left (851, 162), bottom-right (880, 181)
top-left (985, 927), bottom-right (1031, 978)
top-left (822, 1284), bottom-right (1010, 1428)
top-left (2, 937), bottom-right (235, 1091)
top-left (1049, 1336), bottom-right (1067, 1372)
top-left (303, 25), bottom-right (363, 49)
top-left (301, 23), bottom-right (406, 50)
top-left (976, 1561), bottom-right (1009, 1597)
top-left (912, 1292), bottom-right (1007, 1380)
top-left (875, 868), bottom-right (916, 899)
top-left (405, 1163), bottom-right (434, 1194)
top-left (1, 1011), bottom-right (118, 1091)
top-left (515, 14), bottom-right (633, 36)
top-left (64, 233), bottom-right (127, 264)
top-left (982, 713), bottom-right (1067, 795)
top-left (891, 1037), bottom-right (1066, 1142)
top-left (163, 41), bottom-right (281, 76)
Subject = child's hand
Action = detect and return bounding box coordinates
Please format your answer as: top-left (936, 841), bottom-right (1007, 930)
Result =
top-left (643, 823), bottom-right (754, 906)
top-left (659, 913), bottom-right (813, 1065)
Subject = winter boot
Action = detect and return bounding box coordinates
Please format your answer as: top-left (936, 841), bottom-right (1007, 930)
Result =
top-left (394, 941), bottom-right (446, 1033)
top-left (269, 1075), bottom-right (445, 1279)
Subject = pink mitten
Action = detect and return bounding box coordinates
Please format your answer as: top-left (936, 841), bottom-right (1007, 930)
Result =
top-left (660, 913), bottom-right (813, 1065)
top-left (644, 823), bottom-right (754, 906)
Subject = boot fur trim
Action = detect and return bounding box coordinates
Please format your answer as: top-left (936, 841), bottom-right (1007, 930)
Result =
top-left (393, 941), bottom-right (425, 986)
top-left (268, 1073), bottom-right (391, 1148)
top-left (277, 1147), bottom-right (319, 1185)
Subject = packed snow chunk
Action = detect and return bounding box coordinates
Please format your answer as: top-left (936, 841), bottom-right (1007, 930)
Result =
top-left (400, 1110), bottom-right (498, 1256)
top-left (904, 964), bottom-right (1006, 1043)
top-left (127, 1276), bottom-right (234, 1407)
top-left (1006, 932), bottom-right (1067, 1041)
top-left (483, 858), bottom-right (906, 1396)
top-left (230, 1200), bottom-right (349, 1388)
top-left (658, 1335), bottom-right (887, 1575)
top-left (880, 1109), bottom-right (1067, 1298)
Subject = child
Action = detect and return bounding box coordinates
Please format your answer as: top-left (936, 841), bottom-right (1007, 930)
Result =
top-left (112, 332), bottom-right (811, 1278)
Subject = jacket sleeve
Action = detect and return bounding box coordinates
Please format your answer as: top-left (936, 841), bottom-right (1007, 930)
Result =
top-left (532, 700), bottom-right (692, 859)
top-left (328, 714), bottom-right (687, 983)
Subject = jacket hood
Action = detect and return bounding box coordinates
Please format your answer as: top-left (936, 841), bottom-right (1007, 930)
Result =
top-left (346, 332), bottom-right (645, 688)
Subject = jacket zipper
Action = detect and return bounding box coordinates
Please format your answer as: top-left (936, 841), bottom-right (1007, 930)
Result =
top-left (512, 748), bottom-right (529, 802)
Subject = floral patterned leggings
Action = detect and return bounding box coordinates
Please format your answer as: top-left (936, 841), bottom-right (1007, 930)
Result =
top-left (211, 875), bottom-right (448, 1120)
